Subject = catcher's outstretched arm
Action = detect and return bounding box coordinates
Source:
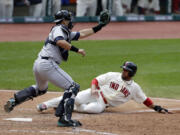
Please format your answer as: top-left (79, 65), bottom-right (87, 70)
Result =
top-left (79, 28), bottom-right (94, 39)
top-left (79, 10), bottom-right (111, 39)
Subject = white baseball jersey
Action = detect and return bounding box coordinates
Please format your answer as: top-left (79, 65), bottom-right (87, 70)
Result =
top-left (96, 72), bottom-right (147, 107)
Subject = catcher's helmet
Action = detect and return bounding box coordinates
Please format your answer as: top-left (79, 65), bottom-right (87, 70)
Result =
top-left (121, 61), bottom-right (137, 77)
top-left (54, 10), bottom-right (72, 23)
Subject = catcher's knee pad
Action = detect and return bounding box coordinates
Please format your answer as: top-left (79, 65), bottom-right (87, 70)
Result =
top-left (68, 82), bottom-right (80, 96)
top-left (14, 86), bottom-right (47, 104)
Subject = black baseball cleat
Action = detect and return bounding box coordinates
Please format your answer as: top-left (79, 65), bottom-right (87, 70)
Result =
top-left (57, 117), bottom-right (82, 127)
top-left (4, 98), bottom-right (16, 113)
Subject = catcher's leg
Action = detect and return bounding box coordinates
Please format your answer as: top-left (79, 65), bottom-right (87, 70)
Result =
top-left (4, 85), bottom-right (47, 113)
top-left (56, 82), bottom-right (82, 127)
top-left (4, 61), bottom-right (48, 113)
top-left (40, 61), bottom-right (82, 127)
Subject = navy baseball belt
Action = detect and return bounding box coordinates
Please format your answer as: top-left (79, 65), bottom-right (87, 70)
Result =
top-left (41, 56), bottom-right (59, 64)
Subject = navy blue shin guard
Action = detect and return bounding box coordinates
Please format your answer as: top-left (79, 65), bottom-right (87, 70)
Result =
top-left (55, 91), bottom-right (70, 117)
top-left (14, 86), bottom-right (47, 105)
top-left (55, 82), bottom-right (80, 120)
top-left (64, 98), bottom-right (75, 121)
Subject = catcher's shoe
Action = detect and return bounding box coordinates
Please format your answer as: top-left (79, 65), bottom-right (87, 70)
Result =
top-left (57, 117), bottom-right (82, 127)
top-left (4, 98), bottom-right (16, 113)
top-left (37, 103), bottom-right (47, 112)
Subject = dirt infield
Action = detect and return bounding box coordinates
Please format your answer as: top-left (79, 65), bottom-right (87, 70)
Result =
top-left (0, 22), bottom-right (180, 42)
top-left (0, 90), bottom-right (180, 135)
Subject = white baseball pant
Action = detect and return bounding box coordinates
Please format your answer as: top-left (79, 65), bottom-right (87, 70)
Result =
top-left (29, 3), bottom-right (43, 17)
top-left (0, 0), bottom-right (14, 18)
top-left (138, 0), bottom-right (160, 11)
top-left (76, 0), bottom-right (97, 16)
top-left (102, 0), bottom-right (124, 16)
top-left (42, 88), bottom-right (107, 113)
top-left (41, 0), bottom-right (61, 16)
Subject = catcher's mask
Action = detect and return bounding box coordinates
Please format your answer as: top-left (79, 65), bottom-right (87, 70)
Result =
top-left (54, 10), bottom-right (73, 29)
top-left (121, 61), bottom-right (137, 77)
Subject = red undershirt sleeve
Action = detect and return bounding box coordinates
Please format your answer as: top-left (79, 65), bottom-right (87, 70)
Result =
top-left (143, 97), bottom-right (153, 107)
top-left (91, 78), bottom-right (100, 90)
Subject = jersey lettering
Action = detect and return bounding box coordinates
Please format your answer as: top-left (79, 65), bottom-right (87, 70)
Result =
top-left (120, 86), bottom-right (130, 97)
top-left (110, 82), bottom-right (119, 90)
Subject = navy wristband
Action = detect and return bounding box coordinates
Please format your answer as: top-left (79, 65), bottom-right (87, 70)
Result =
top-left (70, 45), bottom-right (79, 52)
top-left (92, 24), bottom-right (103, 33)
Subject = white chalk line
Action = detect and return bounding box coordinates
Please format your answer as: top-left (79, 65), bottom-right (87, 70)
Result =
top-left (75, 128), bottom-right (118, 135)
top-left (0, 128), bottom-right (118, 135)
top-left (1, 129), bottom-right (74, 135)
top-left (152, 97), bottom-right (180, 102)
top-left (4, 117), bottom-right (32, 122)
top-left (117, 108), bottom-right (180, 114)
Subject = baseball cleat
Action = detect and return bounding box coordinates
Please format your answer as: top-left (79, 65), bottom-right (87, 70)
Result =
top-left (4, 98), bottom-right (16, 113)
top-left (57, 118), bottom-right (82, 127)
top-left (37, 103), bottom-right (47, 112)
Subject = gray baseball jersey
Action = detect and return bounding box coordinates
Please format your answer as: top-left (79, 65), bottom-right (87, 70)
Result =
top-left (38, 24), bottom-right (80, 64)
top-left (33, 24), bottom-right (80, 91)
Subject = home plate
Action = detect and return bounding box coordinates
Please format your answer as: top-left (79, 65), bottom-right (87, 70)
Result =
top-left (4, 118), bottom-right (32, 122)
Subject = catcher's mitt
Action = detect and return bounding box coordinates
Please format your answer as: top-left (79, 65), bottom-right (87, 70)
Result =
top-left (99, 10), bottom-right (110, 26)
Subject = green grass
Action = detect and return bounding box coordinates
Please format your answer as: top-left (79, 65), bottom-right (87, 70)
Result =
top-left (0, 39), bottom-right (180, 99)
